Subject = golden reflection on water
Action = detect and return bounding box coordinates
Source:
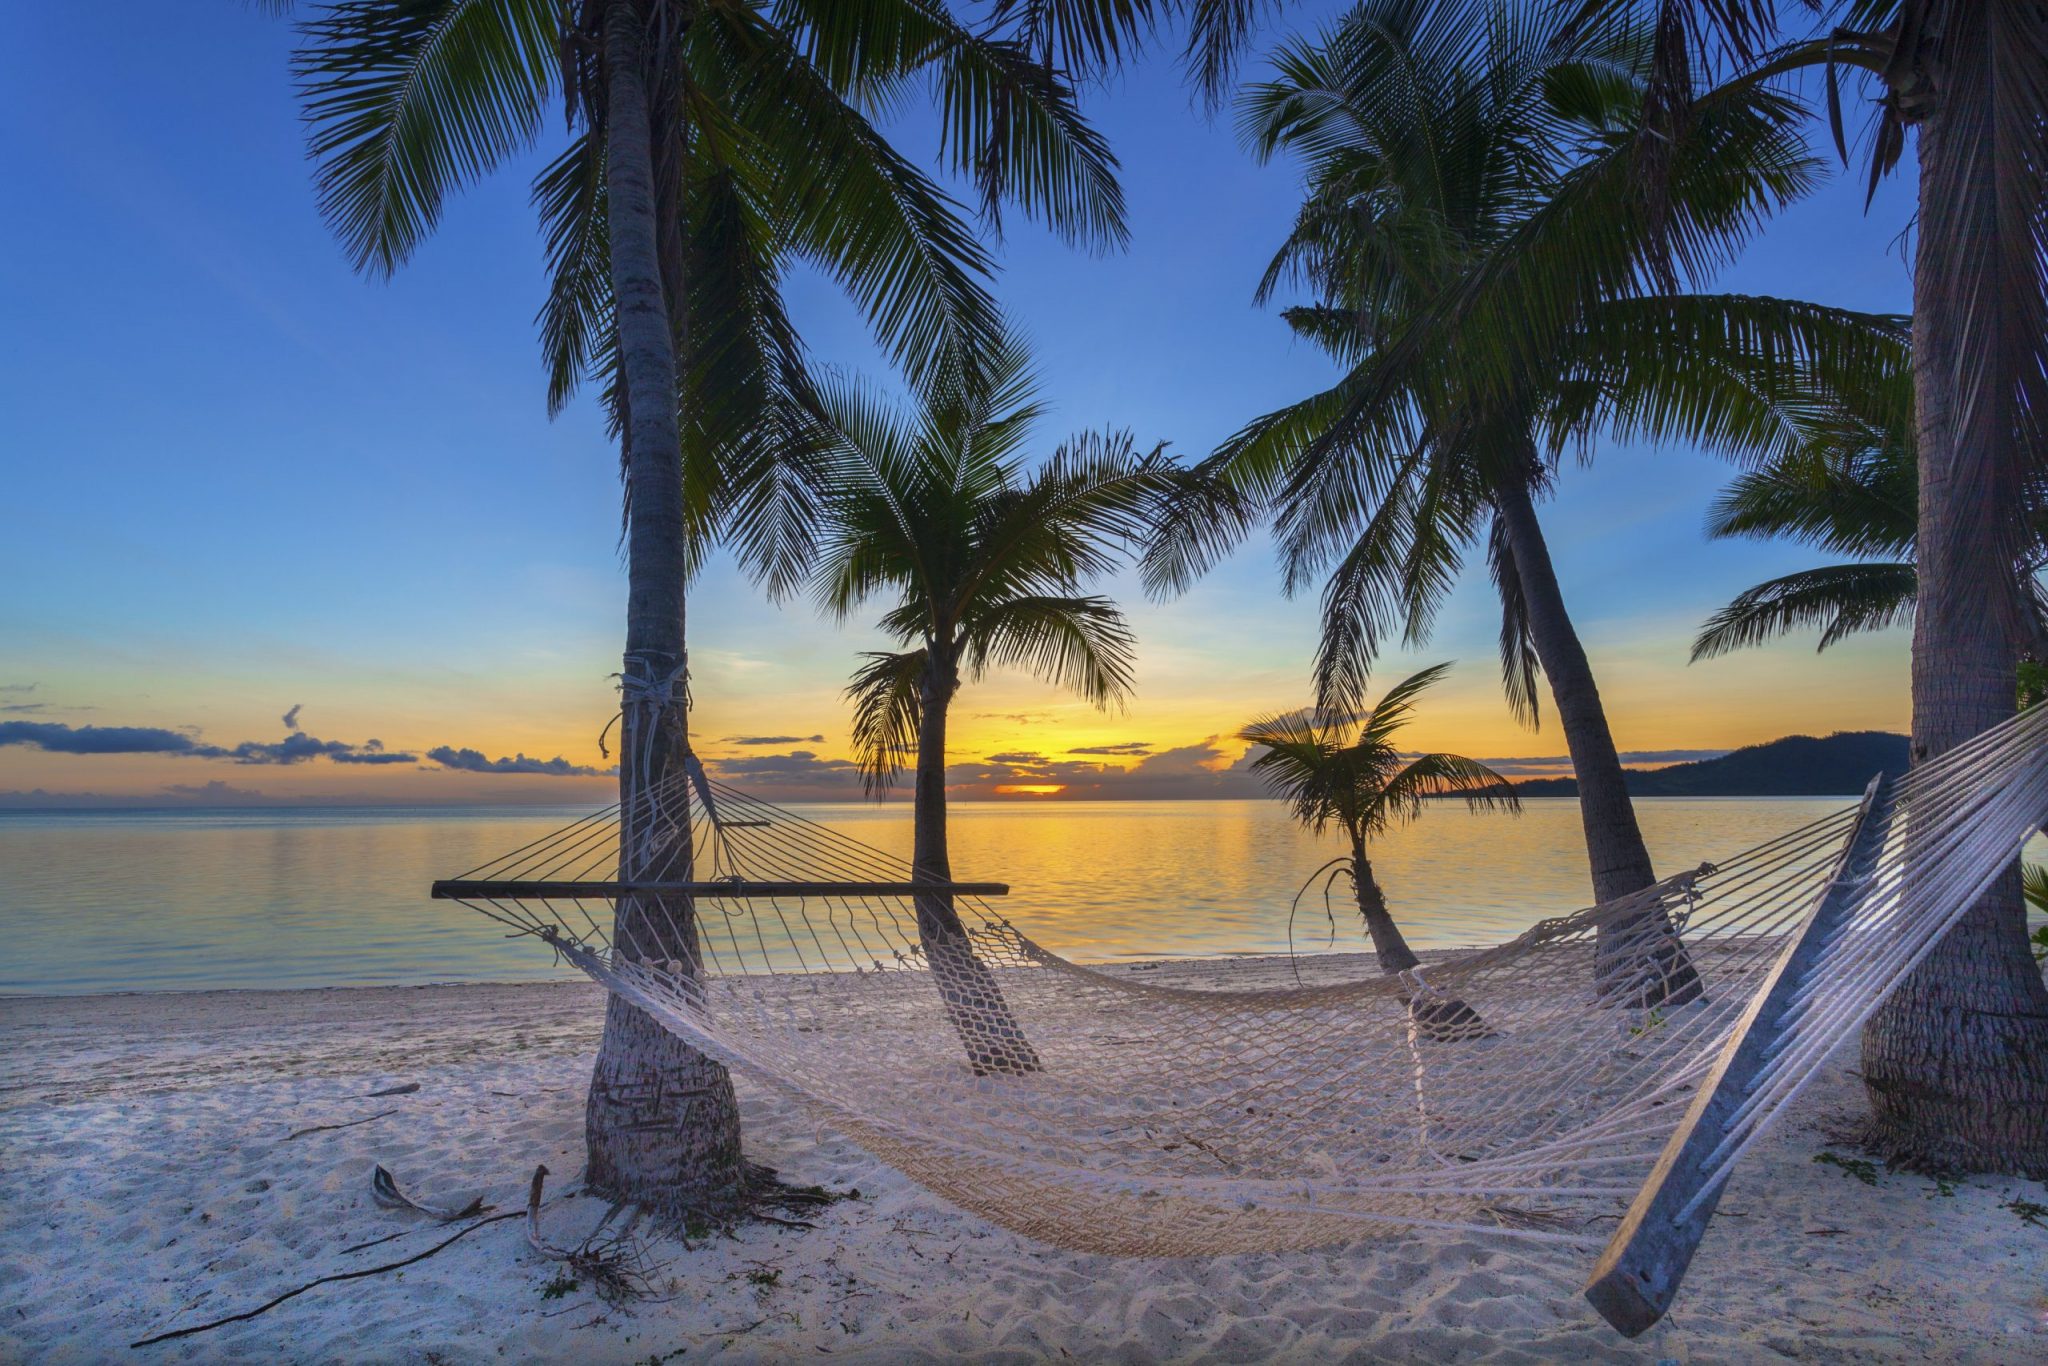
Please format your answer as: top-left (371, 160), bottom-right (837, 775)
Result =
top-left (0, 797), bottom-right (1892, 995)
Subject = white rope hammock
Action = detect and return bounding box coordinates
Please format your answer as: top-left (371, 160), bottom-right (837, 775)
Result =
top-left (433, 703), bottom-right (2048, 1335)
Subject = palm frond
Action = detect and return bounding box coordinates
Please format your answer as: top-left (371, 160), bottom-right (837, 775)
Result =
top-left (1690, 561), bottom-right (1918, 660)
top-left (963, 594), bottom-right (1137, 706)
top-left (845, 648), bottom-right (928, 795)
top-left (1371, 750), bottom-right (1523, 829)
top-left (295, 0), bottom-right (558, 274)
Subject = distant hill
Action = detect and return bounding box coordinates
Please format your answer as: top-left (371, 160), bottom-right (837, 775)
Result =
top-left (1515, 731), bottom-right (1909, 798)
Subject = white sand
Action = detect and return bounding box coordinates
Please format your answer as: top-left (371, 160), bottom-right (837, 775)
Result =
top-left (3, 978), bottom-right (2045, 1363)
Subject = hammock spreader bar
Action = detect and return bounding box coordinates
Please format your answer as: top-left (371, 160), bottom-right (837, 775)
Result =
top-left (1583, 775), bottom-right (1895, 1336)
top-left (430, 878), bottom-right (1010, 900)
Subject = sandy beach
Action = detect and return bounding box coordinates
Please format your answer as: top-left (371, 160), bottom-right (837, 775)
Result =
top-left (3, 976), bottom-right (2044, 1364)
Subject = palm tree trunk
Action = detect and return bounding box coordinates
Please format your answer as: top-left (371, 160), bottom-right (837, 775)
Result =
top-left (1351, 838), bottom-right (1487, 1040)
top-left (582, 0), bottom-right (746, 1222)
top-left (1859, 78), bottom-right (2048, 1176)
top-left (1491, 473), bottom-right (1701, 1007)
top-left (1349, 840), bottom-right (1421, 972)
top-left (912, 652), bottom-right (1040, 1075)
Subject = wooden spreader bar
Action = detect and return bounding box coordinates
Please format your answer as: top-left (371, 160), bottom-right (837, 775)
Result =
top-left (431, 878), bottom-right (1010, 900)
top-left (1583, 775), bottom-right (1894, 1337)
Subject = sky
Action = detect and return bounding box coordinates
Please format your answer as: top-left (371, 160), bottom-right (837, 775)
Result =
top-left (0, 3), bottom-right (1920, 808)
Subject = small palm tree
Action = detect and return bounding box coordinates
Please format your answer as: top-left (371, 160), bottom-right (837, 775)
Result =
top-left (805, 340), bottom-right (1176, 1073)
top-left (1239, 664), bottom-right (1519, 1038)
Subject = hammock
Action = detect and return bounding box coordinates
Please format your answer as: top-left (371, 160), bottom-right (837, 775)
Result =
top-left (433, 704), bottom-right (2048, 1336)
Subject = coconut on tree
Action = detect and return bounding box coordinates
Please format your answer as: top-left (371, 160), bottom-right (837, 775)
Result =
top-left (1239, 663), bottom-right (1519, 1039)
top-left (292, 0), bottom-right (1131, 1220)
top-left (802, 337), bottom-right (1177, 1074)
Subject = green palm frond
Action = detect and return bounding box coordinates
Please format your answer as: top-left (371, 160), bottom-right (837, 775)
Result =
top-left (1706, 445), bottom-right (1917, 559)
top-left (1237, 708), bottom-right (1349, 833)
top-left (707, 4), bottom-right (1007, 399)
top-left (296, 0), bottom-right (559, 274)
top-left (1485, 512), bottom-right (1542, 726)
top-left (1551, 295), bottom-right (1911, 470)
top-left (1690, 562), bottom-right (1919, 661)
top-left (988, 0), bottom-right (1164, 78)
top-left (963, 594), bottom-right (1137, 706)
top-left (845, 648), bottom-right (928, 795)
top-left (1358, 661), bottom-right (1455, 751)
top-left (1373, 751), bottom-right (1521, 829)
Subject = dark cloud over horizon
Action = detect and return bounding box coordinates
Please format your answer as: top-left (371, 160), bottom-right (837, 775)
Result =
top-left (425, 747), bottom-right (612, 778)
top-left (709, 750), bottom-right (860, 783)
top-left (0, 718), bottom-right (417, 766)
top-left (1068, 741), bottom-right (1153, 756)
top-left (721, 734), bottom-right (826, 746)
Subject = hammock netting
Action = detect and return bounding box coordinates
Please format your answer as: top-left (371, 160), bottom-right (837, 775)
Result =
top-left (436, 706), bottom-right (2048, 1265)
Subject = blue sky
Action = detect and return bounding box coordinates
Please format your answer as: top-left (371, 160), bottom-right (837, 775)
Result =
top-left (0, 3), bottom-right (1919, 805)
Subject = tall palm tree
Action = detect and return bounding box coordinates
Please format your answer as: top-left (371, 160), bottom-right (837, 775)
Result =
top-left (293, 0), bottom-right (1128, 1220)
top-left (1145, 0), bottom-right (1898, 1004)
top-left (804, 339), bottom-right (1175, 1073)
top-left (1239, 663), bottom-right (1519, 1038)
top-left (1575, 0), bottom-right (2048, 1180)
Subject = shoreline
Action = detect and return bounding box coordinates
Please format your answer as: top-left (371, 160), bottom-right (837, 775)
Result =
top-left (6, 975), bottom-right (2047, 1361)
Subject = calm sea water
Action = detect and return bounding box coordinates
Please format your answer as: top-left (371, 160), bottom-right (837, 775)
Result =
top-left (0, 797), bottom-right (1881, 996)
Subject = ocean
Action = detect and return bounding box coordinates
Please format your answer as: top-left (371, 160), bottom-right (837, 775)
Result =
top-left (0, 796), bottom-right (1888, 996)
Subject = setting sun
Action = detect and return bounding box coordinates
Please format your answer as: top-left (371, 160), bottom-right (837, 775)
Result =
top-left (994, 783), bottom-right (1067, 797)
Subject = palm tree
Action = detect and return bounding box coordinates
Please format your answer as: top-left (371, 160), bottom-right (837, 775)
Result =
top-left (292, 0), bottom-right (1129, 1220)
top-left (803, 339), bottom-right (1175, 1074)
top-left (1239, 663), bottom-right (1519, 1038)
top-left (1145, 0), bottom-right (1899, 1005)
top-left (1573, 0), bottom-right (2048, 1181)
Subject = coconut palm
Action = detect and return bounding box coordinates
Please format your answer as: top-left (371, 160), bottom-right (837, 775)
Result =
top-left (293, 0), bottom-right (1128, 1219)
top-left (1239, 663), bottom-right (1519, 1038)
top-left (804, 338), bottom-right (1175, 1073)
top-left (1145, 0), bottom-right (1901, 1004)
top-left (1570, 0), bottom-right (2048, 1179)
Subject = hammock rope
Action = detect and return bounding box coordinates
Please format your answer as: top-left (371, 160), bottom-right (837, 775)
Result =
top-left (431, 704), bottom-right (2048, 1333)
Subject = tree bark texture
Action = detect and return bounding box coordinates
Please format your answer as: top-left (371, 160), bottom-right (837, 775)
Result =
top-left (913, 652), bottom-right (1041, 1075)
top-left (1859, 33), bottom-right (2048, 1175)
top-left (1491, 475), bottom-right (1702, 1008)
top-left (582, 0), bottom-right (746, 1223)
top-left (1351, 840), bottom-right (1488, 1040)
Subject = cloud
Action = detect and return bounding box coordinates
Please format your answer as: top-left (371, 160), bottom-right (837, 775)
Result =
top-left (0, 683), bottom-right (35, 695)
top-left (946, 739), bottom-right (1268, 801)
top-left (1067, 741), bottom-right (1152, 756)
top-left (984, 751), bottom-right (1048, 765)
top-left (282, 703), bottom-right (303, 732)
top-left (721, 734), bottom-right (826, 746)
top-left (425, 746), bottom-right (611, 777)
top-left (710, 750), bottom-right (860, 781)
top-left (0, 721), bottom-right (228, 756)
top-left (0, 718), bottom-right (416, 766)
top-left (1, 703), bottom-right (46, 714)
top-left (222, 732), bottom-right (420, 765)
